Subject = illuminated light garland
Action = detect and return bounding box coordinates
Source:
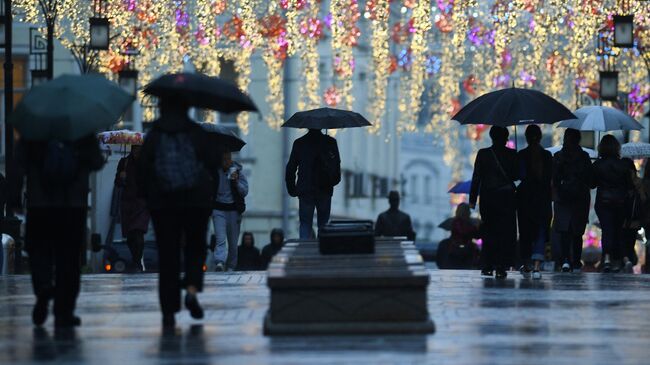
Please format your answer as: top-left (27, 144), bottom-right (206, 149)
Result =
top-left (297, 1), bottom-right (321, 111)
top-left (366, 0), bottom-right (390, 134)
top-left (404, 0), bottom-right (431, 132)
top-left (330, 0), bottom-right (360, 109)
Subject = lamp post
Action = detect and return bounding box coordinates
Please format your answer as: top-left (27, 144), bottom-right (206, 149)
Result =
top-left (29, 27), bottom-right (48, 87)
top-left (89, 0), bottom-right (109, 50)
top-left (118, 44), bottom-right (138, 97)
top-left (597, 28), bottom-right (620, 101)
top-left (2, 0), bottom-right (14, 201)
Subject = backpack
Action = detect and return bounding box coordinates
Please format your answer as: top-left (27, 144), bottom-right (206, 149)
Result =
top-left (314, 141), bottom-right (341, 189)
top-left (154, 131), bottom-right (203, 192)
top-left (42, 140), bottom-right (79, 186)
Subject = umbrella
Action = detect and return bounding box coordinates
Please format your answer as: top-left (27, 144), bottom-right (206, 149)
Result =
top-left (545, 145), bottom-right (597, 158)
top-left (557, 106), bottom-right (643, 131)
top-left (448, 180), bottom-right (471, 194)
top-left (438, 217), bottom-right (481, 231)
top-left (98, 130), bottom-right (145, 145)
top-left (143, 73), bottom-right (258, 114)
top-left (621, 142), bottom-right (650, 159)
top-left (198, 123), bottom-right (246, 152)
top-left (282, 107), bottom-right (371, 129)
top-left (451, 87), bottom-right (576, 127)
top-left (11, 74), bottom-right (134, 141)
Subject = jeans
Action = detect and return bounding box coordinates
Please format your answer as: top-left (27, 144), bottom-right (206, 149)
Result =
top-left (595, 203), bottom-right (624, 260)
top-left (531, 226), bottom-right (546, 262)
top-left (299, 194), bottom-right (332, 239)
top-left (212, 209), bottom-right (241, 269)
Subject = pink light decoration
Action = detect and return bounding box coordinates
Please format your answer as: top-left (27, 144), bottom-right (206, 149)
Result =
top-left (506, 140), bottom-right (516, 149)
top-left (324, 86), bottom-right (341, 107)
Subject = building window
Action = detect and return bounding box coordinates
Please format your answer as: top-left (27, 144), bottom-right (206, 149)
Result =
top-left (424, 175), bottom-right (432, 205)
top-left (410, 175), bottom-right (418, 204)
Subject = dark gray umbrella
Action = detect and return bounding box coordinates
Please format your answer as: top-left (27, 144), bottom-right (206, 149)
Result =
top-left (198, 123), bottom-right (246, 152)
top-left (282, 107), bottom-right (371, 129)
top-left (438, 217), bottom-right (481, 231)
top-left (144, 73), bottom-right (258, 114)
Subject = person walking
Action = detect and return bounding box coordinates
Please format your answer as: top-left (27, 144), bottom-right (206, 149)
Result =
top-left (114, 145), bottom-right (150, 272)
top-left (261, 228), bottom-right (285, 269)
top-left (285, 129), bottom-right (341, 239)
top-left (212, 151), bottom-right (248, 272)
top-left (137, 98), bottom-right (219, 328)
top-left (621, 158), bottom-right (645, 273)
top-left (552, 128), bottom-right (592, 272)
top-left (469, 126), bottom-right (518, 279)
top-left (374, 191), bottom-right (416, 240)
top-left (235, 232), bottom-right (261, 271)
top-left (517, 125), bottom-right (553, 279)
top-left (12, 135), bottom-right (105, 328)
top-left (592, 135), bottom-right (633, 273)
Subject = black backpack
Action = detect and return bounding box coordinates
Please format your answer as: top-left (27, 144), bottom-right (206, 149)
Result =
top-left (154, 131), bottom-right (203, 192)
top-left (42, 140), bottom-right (79, 186)
top-left (314, 141), bottom-right (340, 189)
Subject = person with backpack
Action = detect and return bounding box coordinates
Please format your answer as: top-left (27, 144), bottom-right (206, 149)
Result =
top-left (552, 128), bottom-right (593, 272)
top-left (136, 98), bottom-right (219, 329)
top-left (374, 191), bottom-right (416, 240)
top-left (12, 135), bottom-right (105, 328)
top-left (212, 150), bottom-right (248, 272)
top-left (285, 129), bottom-right (341, 239)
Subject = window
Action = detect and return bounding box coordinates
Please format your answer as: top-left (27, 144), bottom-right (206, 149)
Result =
top-left (424, 175), bottom-right (432, 204)
top-left (410, 175), bottom-right (418, 203)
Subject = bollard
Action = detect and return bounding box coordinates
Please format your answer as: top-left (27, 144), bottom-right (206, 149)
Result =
top-left (1, 234), bottom-right (15, 275)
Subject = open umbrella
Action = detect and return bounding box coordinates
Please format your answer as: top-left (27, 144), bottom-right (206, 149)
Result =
top-left (144, 73), bottom-right (258, 114)
top-left (11, 74), bottom-right (134, 141)
top-left (448, 180), bottom-right (472, 194)
top-left (621, 142), bottom-right (650, 159)
top-left (198, 123), bottom-right (246, 152)
top-left (451, 87), bottom-right (576, 127)
top-left (98, 130), bottom-right (145, 145)
top-left (545, 145), bottom-right (597, 158)
top-left (438, 217), bottom-right (481, 231)
top-left (282, 107), bottom-right (371, 129)
top-left (557, 106), bottom-right (643, 131)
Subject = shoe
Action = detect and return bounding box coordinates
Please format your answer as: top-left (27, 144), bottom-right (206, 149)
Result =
top-left (215, 262), bottom-right (225, 272)
top-left (480, 269), bottom-right (493, 277)
top-left (32, 294), bottom-right (51, 326)
top-left (54, 316), bottom-right (81, 328)
top-left (185, 294), bottom-right (204, 320)
top-left (603, 262), bottom-right (611, 273)
top-left (162, 313), bottom-right (176, 328)
top-left (623, 261), bottom-right (634, 273)
top-left (532, 270), bottom-right (542, 280)
top-left (495, 270), bottom-right (507, 279)
top-left (519, 265), bottom-right (531, 279)
top-left (561, 262), bottom-right (571, 272)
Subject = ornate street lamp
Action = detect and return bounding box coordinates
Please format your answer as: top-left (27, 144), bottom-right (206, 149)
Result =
top-left (613, 15), bottom-right (634, 48)
top-left (597, 29), bottom-right (619, 101)
top-left (29, 28), bottom-right (49, 87)
top-left (118, 44), bottom-right (139, 96)
top-left (89, 0), bottom-right (109, 50)
top-left (599, 71), bottom-right (619, 101)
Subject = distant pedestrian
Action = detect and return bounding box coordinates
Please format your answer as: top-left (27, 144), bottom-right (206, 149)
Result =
top-left (13, 135), bottom-right (105, 328)
top-left (470, 126), bottom-right (518, 279)
top-left (374, 191), bottom-right (416, 240)
top-left (621, 158), bottom-right (644, 273)
top-left (261, 228), bottom-right (285, 270)
top-left (517, 125), bottom-right (552, 279)
top-left (552, 128), bottom-right (592, 272)
top-left (286, 129), bottom-right (341, 239)
top-left (592, 135), bottom-right (632, 272)
top-left (235, 232), bottom-right (261, 271)
top-left (114, 145), bottom-right (150, 272)
top-left (137, 98), bottom-right (219, 329)
top-left (438, 203), bottom-right (480, 270)
top-left (212, 151), bottom-right (248, 272)
top-left (642, 160), bottom-right (650, 274)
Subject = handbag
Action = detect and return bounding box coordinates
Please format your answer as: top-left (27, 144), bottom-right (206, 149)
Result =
top-left (490, 148), bottom-right (516, 192)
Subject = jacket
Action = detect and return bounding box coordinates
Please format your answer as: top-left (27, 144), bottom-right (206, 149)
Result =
top-left (592, 157), bottom-right (633, 206)
top-left (469, 146), bottom-right (518, 207)
top-left (552, 148), bottom-right (592, 234)
top-left (285, 130), bottom-right (340, 197)
top-left (213, 161), bottom-right (248, 213)
top-left (374, 209), bottom-right (415, 240)
top-left (261, 228), bottom-right (285, 269)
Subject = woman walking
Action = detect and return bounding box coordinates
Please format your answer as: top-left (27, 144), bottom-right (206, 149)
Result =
top-left (517, 125), bottom-right (552, 279)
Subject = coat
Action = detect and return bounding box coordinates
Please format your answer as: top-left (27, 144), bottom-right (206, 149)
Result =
top-left (236, 245), bottom-right (262, 271)
top-left (592, 156), bottom-right (633, 207)
top-left (261, 228), bottom-right (285, 269)
top-left (115, 155), bottom-right (150, 235)
top-left (469, 146), bottom-right (519, 207)
top-left (517, 146), bottom-right (553, 242)
top-left (374, 209), bottom-right (415, 240)
top-left (285, 130), bottom-right (340, 197)
top-left (552, 148), bottom-right (592, 235)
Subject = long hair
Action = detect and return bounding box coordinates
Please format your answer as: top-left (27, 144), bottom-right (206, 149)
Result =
top-left (525, 125), bottom-right (543, 180)
top-left (597, 134), bottom-right (621, 159)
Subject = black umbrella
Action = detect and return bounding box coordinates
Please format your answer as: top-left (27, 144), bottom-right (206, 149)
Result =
top-left (144, 73), bottom-right (258, 114)
top-left (199, 123), bottom-right (246, 152)
top-left (452, 87), bottom-right (576, 127)
top-left (438, 217), bottom-right (481, 231)
top-left (282, 107), bottom-right (371, 129)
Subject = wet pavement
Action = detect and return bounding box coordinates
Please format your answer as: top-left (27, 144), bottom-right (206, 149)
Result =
top-left (1, 270), bottom-right (650, 365)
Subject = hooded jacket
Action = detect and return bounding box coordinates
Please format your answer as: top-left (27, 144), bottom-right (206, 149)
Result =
top-left (261, 228), bottom-right (285, 269)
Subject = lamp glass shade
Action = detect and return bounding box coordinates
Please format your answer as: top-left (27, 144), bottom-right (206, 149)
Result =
top-left (31, 70), bottom-right (49, 87)
top-left (119, 69), bottom-right (138, 96)
top-left (599, 71), bottom-right (619, 101)
top-left (613, 15), bottom-right (634, 48)
top-left (89, 17), bottom-right (110, 50)
top-left (0, 16), bottom-right (6, 48)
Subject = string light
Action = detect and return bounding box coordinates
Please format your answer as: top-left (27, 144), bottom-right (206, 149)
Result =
top-left (367, 0), bottom-right (390, 134)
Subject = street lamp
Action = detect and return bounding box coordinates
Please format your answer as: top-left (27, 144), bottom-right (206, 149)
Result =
top-left (118, 44), bottom-right (139, 96)
top-left (599, 71), bottom-right (619, 101)
top-left (613, 15), bottom-right (634, 48)
top-left (89, 0), bottom-right (109, 50)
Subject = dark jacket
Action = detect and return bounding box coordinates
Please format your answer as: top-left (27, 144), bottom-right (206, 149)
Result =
top-left (592, 156), bottom-right (633, 206)
top-left (260, 228), bottom-right (285, 269)
top-left (374, 209), bottom-right (415, 240)
top-left (469, 146), bottom-right (518, 207)
top-left (285, 130), bottom-right (340, 197)
top-left (115, 154), bottom-right (150, 235)
top-left (136, 116), bottom-right (218, 211)
top-left (552, 148), bottom-right (592, 234)
top-left (236, 243), bottom-right (262, 271)
top-left (517, 146), bottom-right (553, 238)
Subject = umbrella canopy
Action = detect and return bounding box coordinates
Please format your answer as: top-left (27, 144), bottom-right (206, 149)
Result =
top-left (438, 217), bottom-right (481, 231)
top-left (448, 180), bottom-right (471, 194)
top-left (451, 87), bottom-right (576, 127)
top-left (198, 123), bottom-right (246, 152)
top-left (557, 106), bottom-right (643, 131)
top-left (282, 107), bottom-right (371, 129)
top-left (621, 142), bottom-right (650, 159)
top-left (545, 145), bottom-right (597, 158)
top-left (11, 74), bottom-right (134, 141)
top-left (144, 73), bottom-right (258, 114)
top-left (98, 130), bottom-right (145, 145)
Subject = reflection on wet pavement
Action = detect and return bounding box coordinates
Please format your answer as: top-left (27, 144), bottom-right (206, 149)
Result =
top-left (1, 270), bottom-right (649, 364)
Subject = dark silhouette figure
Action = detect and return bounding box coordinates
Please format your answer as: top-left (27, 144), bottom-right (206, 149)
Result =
top-left (621, 158), bottom-right (643, 273)
top-left (642, 160), bottom-right (650, 274)
top-left (137, 99), bottom-right (219, 328)
top-left (261, 228), bottom-right (285, 270)
top-left (517, 125), bottom-right (552, 278)
top-left (114, 145), bottom-right (150, 272)
top-left (285, 129), bottom-right (341, 239)
top-left (374, 191), bottom-right (415, 240)
top-left (437, 203), bottom-right (480, 269)
top-left (592, 135), bottom-right (632, 272)
top-left (552, 128), bottom-right (592, 272)
top-left (470, 126), bottom-right (518, 279)
top-left (12, 135), bottom-right (105, 328)
top-left (235, 232), bottom-right (261, 271)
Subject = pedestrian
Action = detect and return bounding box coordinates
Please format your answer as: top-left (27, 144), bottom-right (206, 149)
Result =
top-left (285, 129), bottom-right (341, 239)
top-left (374, 191), bottom-right (416, 240)
top-left (642, 160), bottom-right (650, 274)
top-left (469, 126), bottom-right (518, 279)
top-left (621, 158), bottom-right (644, 273)
top-left (552, 128), bottom-right (592, 272)
top-left (517, 125), bottom-right (552, 279)
top-left (447, 203), bottom-right (480, 269)
top-left (137, 98), bottom-right (219, 328)
top-left (114, 145), bottom-right (150, 272)
top-left (592, 135), bottom-right (632, 272)
top-left (12, 135), bottom-right (105, 328)
top-left (212, 150), bottom-right (248, 272)
top-left (235, 232), bottom-right (261, 271)
top-left (261, 228), bottom-right (285, 270)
